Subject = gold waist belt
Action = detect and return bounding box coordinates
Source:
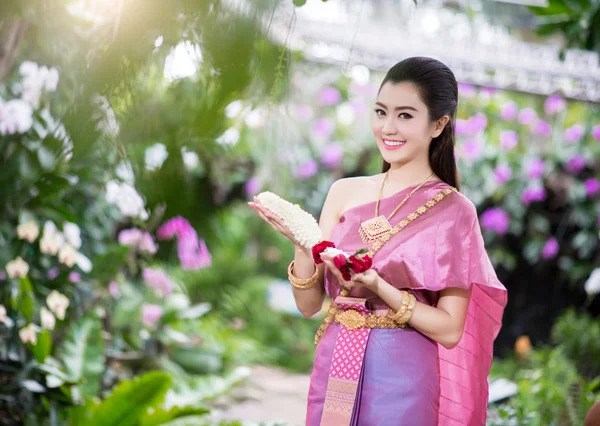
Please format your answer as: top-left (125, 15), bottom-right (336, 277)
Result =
top-left (333, 308), bottom-right (411, 331)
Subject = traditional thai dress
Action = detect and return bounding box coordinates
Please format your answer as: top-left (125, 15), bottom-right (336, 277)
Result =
top-left (306, 180), bottom-right (508, 426)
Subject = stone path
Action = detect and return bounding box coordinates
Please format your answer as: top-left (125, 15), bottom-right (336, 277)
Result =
top-left (208, 365), bottom-right (310, 425)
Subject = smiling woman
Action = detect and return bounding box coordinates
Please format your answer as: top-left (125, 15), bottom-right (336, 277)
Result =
top-left (250, 57), bottom-right (507, 426)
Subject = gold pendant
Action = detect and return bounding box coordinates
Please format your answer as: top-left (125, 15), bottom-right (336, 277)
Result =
top-left (358, 215), bottom-right (392, 244)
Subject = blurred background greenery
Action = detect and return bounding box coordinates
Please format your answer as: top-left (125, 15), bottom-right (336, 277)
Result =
top-left (0, 0), bottom-right (599, 425)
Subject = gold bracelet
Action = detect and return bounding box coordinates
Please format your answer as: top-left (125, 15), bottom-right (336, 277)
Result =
top-left (396, 293), bottom-right (417, 325)
top-left (389, 291), bottom-right (411, 322)
top-left (287, 261), bottom-right (319, 289)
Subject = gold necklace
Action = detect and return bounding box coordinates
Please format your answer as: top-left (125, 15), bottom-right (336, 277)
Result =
top-left (358, 170), bottom-right (436, 244)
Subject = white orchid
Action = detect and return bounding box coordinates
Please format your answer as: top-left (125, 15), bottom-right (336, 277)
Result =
top-left (40, 307), bottom-right (56, 330)
top-left (58, 244), bottom-right (78, 268)
top-left (6, 257), bottom-right (29, 279)
top-left (17, 220), bottom-right (40, 243)
top-left (46, 290), bottom-right (69, 320)
top-left (40, 232), bottom-right (62, 256)
top-left (19, 323), bottom-right (37, 345)
top-left (105, 180), bottom-right (148, 220)
top-left (63, 222), bottom-right (82, 249)
top-left (0, 99), bottom-right (34, 135)
top-left (0, 305), bottom-right (6, 323)
top-left (584, 268), bottom-right (600, 296)
top-left (181, 147), bottom-right (199, 170)
top-left (76, 252), bottom-right (92, 273)
top-left (145, 143), bottom-right (168, 172)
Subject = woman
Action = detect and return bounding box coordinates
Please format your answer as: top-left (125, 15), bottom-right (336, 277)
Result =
top-left (249, 57), bottom-right (507, 426)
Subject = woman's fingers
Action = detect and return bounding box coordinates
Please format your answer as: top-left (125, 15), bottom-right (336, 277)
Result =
top-left (249, 202), bottom-right (297, 242)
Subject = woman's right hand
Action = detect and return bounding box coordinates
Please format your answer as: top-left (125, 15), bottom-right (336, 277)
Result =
top-left (248, 197), bottom-right (307, 251)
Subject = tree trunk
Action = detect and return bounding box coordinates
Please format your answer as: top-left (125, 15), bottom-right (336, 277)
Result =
top-left (0, 19), bottom-right (28, 84)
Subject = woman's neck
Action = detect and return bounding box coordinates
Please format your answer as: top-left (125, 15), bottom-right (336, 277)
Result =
top-left (386, 160), bottom-right (437, 189)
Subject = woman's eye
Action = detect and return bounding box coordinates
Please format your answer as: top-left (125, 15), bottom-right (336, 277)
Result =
top-left (374, 109), bottom-right (385, 116)
top-left (399, 113), bottom-right (412, 119)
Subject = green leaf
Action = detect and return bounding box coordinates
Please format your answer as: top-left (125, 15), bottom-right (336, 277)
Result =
top-left (139, 405), bottom-right (209, 426)
top-left (91, 372), bottom-right (172, 426)
top-left (18, 277), bottom-right (35, 321)
top-left (32, 330), bottom-right (53, 364)
top-left (59, 318), bottom-right (105, 398)
top-left (19, 150), bottom-right (39, 182)
top-left (37, 146), bottom-right (57, 170)
top-left (91, 245), bottom-right (130, 283)
top-left (293, 0), bottom-right (306, 6)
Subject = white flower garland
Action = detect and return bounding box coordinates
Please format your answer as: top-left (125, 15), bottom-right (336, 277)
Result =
top-left (256, 191), bottom-right (348, 258)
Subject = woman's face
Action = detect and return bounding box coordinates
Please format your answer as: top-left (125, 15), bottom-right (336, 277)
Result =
top-left (372, 81), bottom-right (443, 167)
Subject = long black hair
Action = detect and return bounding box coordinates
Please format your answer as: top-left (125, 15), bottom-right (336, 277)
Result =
top-left (379, 57), bottom-right (460, 190)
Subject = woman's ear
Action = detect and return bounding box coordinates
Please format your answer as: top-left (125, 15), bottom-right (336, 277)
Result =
top-left (432, 115), bottom-right (450, 138)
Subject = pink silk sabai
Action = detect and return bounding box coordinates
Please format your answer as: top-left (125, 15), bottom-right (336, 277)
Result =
top-left (321, 181), bottom-right (508, 425)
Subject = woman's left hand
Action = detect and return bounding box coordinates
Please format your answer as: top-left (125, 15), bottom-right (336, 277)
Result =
top-left (319, 253), bottom-right (380, 292)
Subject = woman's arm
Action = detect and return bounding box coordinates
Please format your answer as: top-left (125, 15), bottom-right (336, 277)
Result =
top-left (251, 179), bottom-right (348, 318)
top-left (290, 179), bottom-right (348, 317)
top-left (373, 278), bottom-right (472, 349)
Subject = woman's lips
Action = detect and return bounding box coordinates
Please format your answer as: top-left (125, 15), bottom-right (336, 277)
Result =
top-left (382, 139), bottom-right (406, 150)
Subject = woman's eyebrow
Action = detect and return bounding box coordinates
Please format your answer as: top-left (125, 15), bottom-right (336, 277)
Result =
top-left (375, 101), bottom-right (418, 112)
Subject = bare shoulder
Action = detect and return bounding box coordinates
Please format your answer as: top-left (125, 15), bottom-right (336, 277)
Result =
top-left (328, 175), bottom-right (381, 214)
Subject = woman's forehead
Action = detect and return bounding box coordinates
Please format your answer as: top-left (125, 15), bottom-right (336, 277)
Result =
top-left (377, 81), bottom-right (423, 107)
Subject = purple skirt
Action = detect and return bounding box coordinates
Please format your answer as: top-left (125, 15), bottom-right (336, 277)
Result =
top-left (306, 323), bottom-right (440, 425)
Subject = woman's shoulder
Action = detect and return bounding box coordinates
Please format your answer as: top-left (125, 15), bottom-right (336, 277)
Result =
top-left (431, 183), bottom-right (478, 226)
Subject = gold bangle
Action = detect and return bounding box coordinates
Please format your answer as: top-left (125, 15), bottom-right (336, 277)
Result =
top-left (287, 261), bottom-right (318, 289)
top-left (389, 291), bottom-right (411, 322)
top-left (396, 293), bottom-right (417, 325)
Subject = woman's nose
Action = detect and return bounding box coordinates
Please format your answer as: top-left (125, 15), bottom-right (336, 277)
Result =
top-left (382, 119), bottom-right (397, 135)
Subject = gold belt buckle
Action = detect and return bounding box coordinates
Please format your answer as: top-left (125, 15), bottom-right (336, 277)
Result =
top-left (335, 309), bottom-right (367, 330)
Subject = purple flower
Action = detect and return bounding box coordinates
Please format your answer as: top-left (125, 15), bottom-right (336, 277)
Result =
top-left (157, 216), bottom-right (212, 270)
top-left (0, 270), bottom-right (6, 281)
top-left (500, 101), bottom-right (517, 121)
top-left (455, 119), bottom-right (469, 136)
top-left (320, 144), bottom-right (343, 170)
top-left (142, 304), bottom-right (163, 328)
top-left (108, 280), bottom-right (120, 299)
top-left (524, 158), bottom-right (544, 179)
top-left (592, 124), bottom-right (600, 140)
top-left (533, 120), bottom-right (552, 137)
top-left (542, 237), bottom-right (559, 259)
top-left (564, 124), bottom-right (585, 143)
top-left (245, 176), bottom-right (262, 197)
top-left (68, 272), bottom-right (80, 283)
top-left (566, 155), bottom-right (586, 175)
top-left (458, 83), bottom-right (476, 98)
top-left (481, 208), bottom-right (510, 235)
top-left (318, 87), bottom-right (341, 106)
top-left (469, 113), bottom-right (488, 133)
top-left (481, 86), bottom-right (497, 96)
top-left (294, 159), bottom-right (318, 179)
top-left (178, 238), bottom-right (211, 270)
top-left (143, 267), bottom-right (174, 296)
top-left (544, 96), bottom-right (566, 115)
top-left (119, 228), bottom-right (143, 246)
top-left (494, 164), bottom-right (512, 185)
top-left (312, 118), bottom-right (335, 140)
top-left (500, 130), bottom-right (518, 150)
top-left (584, 178), bottom-right (600, 197)
top-left (522, 186), bottom-right (546, 205)
top-left (461, 139), bottom-right (483, 161)
top-left (139, 233), bottom-right (157, 254)
top-left (296, 105), bottom-right (313, 121)
top-left (518, 108), bottom-right (537, 125)
top-left (157, 217), bottom-right (193, 240)
top-left (47, 267), bottom-right (59, 280)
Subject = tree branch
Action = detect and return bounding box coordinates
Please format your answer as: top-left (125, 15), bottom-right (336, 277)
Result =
top-left (0, 19), bottom-right (28, 84)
